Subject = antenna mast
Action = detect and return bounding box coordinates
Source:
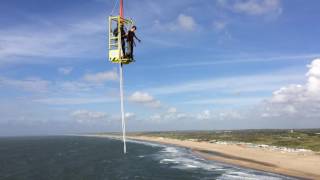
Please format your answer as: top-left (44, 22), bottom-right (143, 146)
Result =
top-left (120, 0), bottom-right (124, 18)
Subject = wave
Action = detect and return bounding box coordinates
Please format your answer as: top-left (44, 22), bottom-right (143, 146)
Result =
top-left (129, 140), bottom-right (297, 180)
top-left (126, 139), bottom-right (166, 148)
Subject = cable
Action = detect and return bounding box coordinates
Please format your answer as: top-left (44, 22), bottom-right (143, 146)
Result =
top-left (110, 0), bottom-right (119, 15)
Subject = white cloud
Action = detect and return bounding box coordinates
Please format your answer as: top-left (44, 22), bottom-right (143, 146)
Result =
top-left (58, 67), bottom-right (73, 75)
top-left (152, 14), bottom-right (197, 32)
top-left (160, 58), bottom-right (320, 125)
top-left (262, 59), bottom-right (320, 118)
top-left (183, 97), bottom-right (265, 106)
top-left (129, 91), bottom-right (154, 103)
top-left (197, 110), bottom-right (211, 120)
top-left (306, 59), bottom-right (320, 93)
top-left (139, 59), bottom-right (320, 128)
top-left (193, 109), bottom-right (245, 122)
top-left (269, 85), bottom-right (305, 104)
top-left (58, 81), bottom-right (94, 92)
top-left (0, 77), bottom-right (50, 93)
top-left (213, 20), bottom-right (228, 31)
top-left (34, 97), bottom-right (116, 105)
top-left (147, 100), bottom-right (162, 108)
top-left (146, 107), bottom-right (243, 126)
top-left (168, 53), bottom-right (320, 68)
top-left (83, 70), bottom-right (118, 83)
top-left (0, 69), bottom-right (120, 106)
top-left (218, 0), bottom-right (282, 16)
top-left (146, 107), bottom-right (245, 126)
top-left (0, 16), bottom-right (106, 65)
top-left (70, 110), bottom-right (107, 123)
top-left (125, 112), bottom-right (136, 120)
top-left (234, 0), bottom-right (281, 15)
top-left (129, 91), bottom-right (161, 108)
top-left (146, 71), bottom-right (303, 96)
top-left (150, 114), bottom-right (162, 122)
top-left (167, 107), bottom-right (177, 113)
top-left (177, 14), bottom-right (196, 31)
top-left (149, 110), bottom-right (187, 123)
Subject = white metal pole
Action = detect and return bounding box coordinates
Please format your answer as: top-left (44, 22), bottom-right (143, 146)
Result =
top-left (119, 63), bottom-right (127, 154)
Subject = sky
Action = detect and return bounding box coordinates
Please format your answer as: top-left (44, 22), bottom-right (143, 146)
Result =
top-left (0, 0), bottom-right (320, 136)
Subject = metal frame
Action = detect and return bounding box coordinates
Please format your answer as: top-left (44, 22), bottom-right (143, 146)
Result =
top-left (108, 16), bottom-right (134, 64)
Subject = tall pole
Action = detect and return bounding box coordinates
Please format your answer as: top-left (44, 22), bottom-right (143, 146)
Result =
top-left (119, 0), bottom-right (126, 154)
top-left (120, 0), bottom-right (124, 18)
top-left (119, 63), bottom-right (126, 154)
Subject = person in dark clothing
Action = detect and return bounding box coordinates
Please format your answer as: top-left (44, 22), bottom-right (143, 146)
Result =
top-left (126, 26), bottom-right (141, 59)
top-left (113, 24), bottom-right (127, 57)
top-left (120, 25), bottom-right (126, 57)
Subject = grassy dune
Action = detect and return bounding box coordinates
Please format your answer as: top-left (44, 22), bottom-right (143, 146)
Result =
top-left (134, 129), bottom-right (320, 152)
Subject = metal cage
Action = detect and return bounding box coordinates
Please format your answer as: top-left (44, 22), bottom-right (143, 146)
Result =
top-left (108, 16), bottom-right (134, 64)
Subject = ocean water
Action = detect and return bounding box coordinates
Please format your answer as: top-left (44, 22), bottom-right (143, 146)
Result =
top-left (0, 136), bottom-right (297, 180)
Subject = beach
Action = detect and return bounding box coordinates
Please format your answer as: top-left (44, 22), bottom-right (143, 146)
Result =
top-left (124, 135), bottom-right (320, 179)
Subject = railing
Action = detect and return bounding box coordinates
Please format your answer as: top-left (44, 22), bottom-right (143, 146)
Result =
top-left (108, 15), bottom-right (134, 64)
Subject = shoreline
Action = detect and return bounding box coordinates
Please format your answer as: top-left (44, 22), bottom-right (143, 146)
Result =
top-left (127, 135), bottom-right (319, 180)
top-left (85, 134), bottom-right (320, 179)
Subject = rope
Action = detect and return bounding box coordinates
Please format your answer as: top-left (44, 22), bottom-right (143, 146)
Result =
top-left (110, 0), bottom-right (119, 15)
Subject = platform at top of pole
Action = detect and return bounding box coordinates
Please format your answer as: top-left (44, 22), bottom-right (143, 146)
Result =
top-left (108, 16), bottom-right (135, 65)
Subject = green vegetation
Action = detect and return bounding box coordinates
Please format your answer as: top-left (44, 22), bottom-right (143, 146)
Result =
top-left (133, 129), bottom-right (320, 152)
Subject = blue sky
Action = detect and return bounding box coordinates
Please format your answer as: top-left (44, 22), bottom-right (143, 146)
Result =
top-left (1, 0), bottom-right (320, 136)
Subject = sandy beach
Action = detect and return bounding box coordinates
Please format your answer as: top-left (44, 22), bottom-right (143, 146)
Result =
top-left (123, 135), bottom-right (320, 180)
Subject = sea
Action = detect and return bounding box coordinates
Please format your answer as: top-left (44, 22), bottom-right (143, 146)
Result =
top-left (0, 136), bottom-right (298, 180)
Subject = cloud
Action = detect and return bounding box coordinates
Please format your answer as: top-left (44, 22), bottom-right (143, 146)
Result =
top-left (0, 69), bottom-right (119, 107)
top-left (218, 0), bottom-right (282, 16)
top-left (197, 110), bottom-right (211, 120)
top-left (262, 59), bottom-right (320, 118)
top-left (0, 97), bottom-right (121, 136)
top-left (0, 68), bottom-right (119, 95)
top-left (146, 71), bottom-right (303, 96)
top-left (177, 14), bottom-right (196, 31)
top-left (155, 59), bottom-right (320, 127)
top-left (152, 14), bottom-right (197, 32)
top-left (234, 0), bottom-right (281, 15)
top-left (183, 97), bottom-right (264, 106)
top-left (196, 109), bottom-right (244, 121)
top-left (306, 59), bottom-right (320, 93)
top-left (0, 77), bottom-right (50, 93)
top-left (138, 59), bottom-right (320, 128)
top-left (149, 114), bottom-right (162, 122)
top-left (58, 81), bottom-right (95, 92)
top-left (149, 108), bottom-right (187, 123)
top-left (56, 69), bottom-right (119, 92)
top-left (34, 97), bottom-right (116, 105)
top-left (168, 53), bottom-right (320, 68)
top-left (167, 107), bottom-right (177, 113)
top-left (146, 107), bottom-right (244, 128)
top-left (83, 70), bottom-right (118, 83)
top-left (0, 15), bottom-right (106, 65)
top-left (129, 91), bottom-right (154, 103)
top-left (125, 112), bottom-right (136, 120)
top-left (213, 20), bottom-right (228, 31)
top-left (58, 67), bottom-right (73, 75)
top-left (70, 110), bottom-right (107, 123)
top-left (129, 91), bottom-right (161, 108)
